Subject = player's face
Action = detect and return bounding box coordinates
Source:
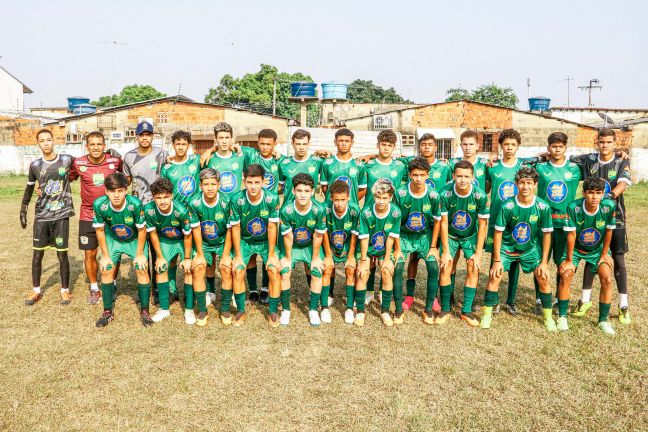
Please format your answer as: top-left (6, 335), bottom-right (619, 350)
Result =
top-left (501, 138), bottom-right (519, 159)
top-left (516, 177), bottom-right (536, 198)
top-left (294, 184), bottom-right (314, 207)
top-left (106, 187), bottom-right (128, 208)
top-left (335, 135), bottom-right (353, 155)
top-left (377, 141), bottom-right (395, 159)
top-left (374, 192), bottom-right (391, 212)
top-left (409, 168), bottom-right (428, 188)
top-left (36, 132), bottom-right (54, 156)
top-left (216, 132), bottom-right (232, 153)
top-left (244, 175), bottom-right (263, 198)
top-left (331, 192), bottom-right (349, 214)
top-left (200, 178), bottom-right (219, 200)
top-left (137, 131), bottom-right (153, 148)
top-left (292, 137), bottom-right (309, 158)
top-left (547, 142), bottom-right (567, 161)
top-left (258, 137), bottom-right (276, 158)
top-left (597, 135), bottom-right (615, 157)
top-left (86, 136), bottom-right (106, 160)
top-left (584, 188), bottom-right (604, 207)
top-left (153, 191), bottom-right (173, 212)
top-left (453, 168), bottom-right (473, 190)
top-left (460, 138), bottom-right (479, 158)
top-left (418, 139), bottom-right (437, 158)
top-left (173, 138), bottom-right (190, 158)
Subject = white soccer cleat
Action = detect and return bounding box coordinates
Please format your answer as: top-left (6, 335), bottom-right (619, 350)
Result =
top-left (320, 308), bottom-right (332, 324)
top-left (152, 309), bottom-right (171, 323)
top-left (344, 308), bottom-right (355, 324)
top-left (207, 292), bottom-right (216, 306)
top-left (308, 310), bottom-right (321, 326)
top-left (354, 312), bottom-right (366, 327)
top-left (365, 293), bottom-right (374, 306)
top-left (184, 309), bottom-right (196, 325)
top-left (279, 310), bottom-right (291, 326)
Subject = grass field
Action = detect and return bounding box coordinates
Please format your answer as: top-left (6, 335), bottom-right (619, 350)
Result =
top-left (1, 175), bottom-right (646, 431)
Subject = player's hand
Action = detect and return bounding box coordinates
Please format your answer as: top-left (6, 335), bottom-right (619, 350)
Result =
top-left (229, 143), bottom-right (242, 155)
top-left (100, 256), bottom-right (115, 272)
top-left (537, 152), bottom-right (550, 162)
top-left (19, 205), bottom-right (28, 229)
top-left (232, 255), bottom-right (244, 271)
top-left (165, 155), bottom-right (174, 165)
top-left (266, 254), bottom-right (280, 271)
top-left (490, 261), bottom-right (504, 279)
top-left (324, 255), bottom-right (334, 270)
top-left (559, 259), bottom-right (576, 275)
top-left (192, 253), bottom-right (207, 269)
top-left (599, 254), bottom-right (614, 270)
top-left (615, 150), bottom-right (629, 160)
top-left (220, 254), bottom-right (232, 269)
top-left (106, 148), bottom-right (122, 158)
top-left (440, 252), bottom-right (452, 269)
top-left (35, 185), bottom-right (42, 197)
top-left (345, 255), bottom-right (356, 270)
top-left (468, 253), bottom-right (481, 272)
top-left (426, 247), bottom-right (440, 263)
top-left (280, 256), bottom-right (292, 272)
top-left (200, 147), bottom-right (216, 167)
top-left (537, 262), bottom-right (550, 281)
top-left (311, 257), bottom-right (324, 273)
top-left (133, 254), bottom-right (148, 271)
top-left (155, 257), bottom-right (168, 274)
top-left (180, 258), bottom-right (192, 274)
top-left (314, 150), bottom-right (331, 158)
top-left (356, 258), bottom-right (370, 279)
top-left (356, 155), bottom-right (374, 164)
top-left (393, 251), bottom-right (404, 265)
top-left (382, 258), bottom-right (395, 276)
top-left (486, 157), bottom-right (498, 168)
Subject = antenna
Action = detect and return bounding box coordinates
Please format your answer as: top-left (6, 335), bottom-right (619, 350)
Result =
top-left (101, 40), bottom-right (127, 108)
top-left (559, 76), bottom-right (573, 108)
top-left (578, 78), bottom-right (603, 107)
top-left (176, 82), bottom-right (182, 102)
top-left (527, 78), bottom-right (531, 99)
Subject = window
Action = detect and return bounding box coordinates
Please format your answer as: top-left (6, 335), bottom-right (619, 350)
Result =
top-left (401, 134), bottom-right (415, 146)
top-left (482, 133), bottom-right (493, 152)
top-left (66, 133), bottom-right (82, 143)
top-left (435, 139), bottom-right (453, 160)
top-left (124, 130), bottom-right (136, 138)
top-left (157, 112), bottom-right (169, 123)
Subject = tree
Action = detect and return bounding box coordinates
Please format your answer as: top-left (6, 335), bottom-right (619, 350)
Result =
top-left (445, 83), bottom-right (519, 108)
top-left (346, 79), bottom-right (412, 104)
top-left (92, 84), bottom-right (167, 108)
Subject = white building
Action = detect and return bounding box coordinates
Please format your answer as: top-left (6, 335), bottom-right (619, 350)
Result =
top-left (0, 66), bottom-right (32, 112)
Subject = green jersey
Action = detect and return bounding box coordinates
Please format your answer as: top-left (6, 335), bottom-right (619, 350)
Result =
top-left (393, 183), bottom-right (441, 237)
top-left (279, 200), bottom-right (327, 249)
top-left (361, 158), bottom-right (408, 207)
top-left (449, 156), bottom-right (489, 191)
top-left (485, 158), bottom-right (529, 226)
top-left (536, 160), bottom-right (582, 228)
top-left (228, 190), bottom-right (281, 244)
top-left (160, 154), bottom-right (202, 205)
top-left (144, 200), bottom-right (198, 244)
top-left (207, 147), bottom-right (259, 196)
top-left (358, 203), bottom-right (402, 257)
top-left (257, 154), bottom-right (283, 194)
top-left (187, 193), bottom-right (230, 248)
top-left (495, 196), bottom-right (553, 254)
top-left (326, 202), bottom-right (361, 260)
top-left (320, 156), bottom-right (366, 204)
top-left (399, 156), bottom-right (452, 191)
top-left (440, 185), bottom-right (490, 239)
top-left (92, 195), bottom-right (146, 242)
top-left (279, 156), bottom-right (324, 203)
top-left (563, 198), bottom-right (616, 254)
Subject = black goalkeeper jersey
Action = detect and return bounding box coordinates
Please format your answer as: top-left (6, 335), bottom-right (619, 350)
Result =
top-left (26, 154), bottom-right (75, 221)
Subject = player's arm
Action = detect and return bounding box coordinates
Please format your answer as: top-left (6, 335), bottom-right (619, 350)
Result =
top-left (180, 228), bottom-right (193, 274)
top-left (133, 226), bottom-right (149, 270)
top-left (20, 164), bottom-right (38, 228)
top-left (200, 146), bottom-right (216, 167)
top-left (148, 228), bottom-right (166, 273)
top-left (322, 231), bottom-right (334, 270)
top-left (470, 215), bottom-right (489, 271)
top-left (281, 225), bottom-right (294, 272)
top-left (311, 230), bottom-right (325, 272)
top-left (95, 226), bottom-right (114, 272)
top-left (439, 214), bottom-right (451, 268)
top-left (230, 223), bottom-right (243, 269)
top-left (489, 229), bottom-right (504, 279)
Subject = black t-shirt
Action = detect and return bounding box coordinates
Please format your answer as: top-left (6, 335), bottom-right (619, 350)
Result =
top-left (27, 154), bottom-right (75, 221)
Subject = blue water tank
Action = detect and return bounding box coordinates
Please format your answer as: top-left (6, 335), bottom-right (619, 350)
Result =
top-left (321, 82), bottom-right (348, 99)
top-left (72, 104), bottom-right (97, 115)
top-left (528, 97), bottom-right (550, 112)
top-left (290, 82), bottom-right (317, 98)
top-left (67, 96), bottom-right (91, 112)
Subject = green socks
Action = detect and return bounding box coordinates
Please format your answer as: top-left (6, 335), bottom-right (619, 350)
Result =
top-left (355, 290), bottom-right (367, 312)
top-left (598, 302), bottom-right (611, 323)
top-left (440, 284), bottom-right (452, 311)
top-left (507, 261), bottom-right (520, 305)
top-left (246, 267), bottom-right (258, 292)
top-left (206, 276), bottom-right (215, 294)
top-left (381, 290), bottom-right (393, 312)
top-left (184, 283), bottom-right (194, 309)
top-left (558, 299), bottom-right (569, 317)
top-left (221, 288), bottom-right (233, 313)
top-left (195, 291), bottom-right (207, 313)
top-left (539, 292), bottom-right (553, 309)
top-left (137, 283), bottom-right (150, 310)
top-left (234, 292), bottom-right (246, 312)
top-left (281, 289), bottom-right (291, 311)
top-left (321, 285), bottom-right (330, 307)
top-left (269, 296), bottom-right (280, 314)
top-left (102, 282), bottom-right (114, 310)
top-left (425, 259), bottom-right (439, 311)
top-left (309, 292), bottom-right (321, 311)
top-left (168, 266), bottom-right (177, 295)
top-left (394, 263), bottom-right (405, 313)
top-left (461, 286), bottom-right (477, 314)
top-left (406, 278), bottom-right (416, 297)
top-left (157, 281), bottom-right (170, 310)
top-left (484, 290), bottom-right (499, 307)
top-left (345, 285), bottom-right (354, 309)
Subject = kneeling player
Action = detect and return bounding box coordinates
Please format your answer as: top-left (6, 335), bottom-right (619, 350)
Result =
top-left (557, 177), bottom-right (616, 335)
top-left (324, 180), bottom-right (361, 324)
top-left (356, 179), bottom-right (402, 327)
top-left (481, 167), bottom-right (555, 331)
top-left (279, 173), bottom-right (330, 326)
top-left (93, 173), bottom-right (152, 327)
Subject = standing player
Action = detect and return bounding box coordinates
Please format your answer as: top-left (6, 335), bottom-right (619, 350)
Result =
top-left (320, 128), bottom-right (367, 205)
top-left (557, 177), bottom-right (616, 334)
top-left (92, 173), bottom-right (152, 327)
top-left (437, 160), bottom-right (489, 327)
top-left (20, 129), bottom-right (74, 306)
top-left (278, 129), bottom-right (325, 204)
top-left (480, 167), bottom-right (555, 331)
top-left (393, 157), bottom-right (442, 324)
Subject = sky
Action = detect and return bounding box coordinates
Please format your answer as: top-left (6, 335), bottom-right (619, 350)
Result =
top-left (3, 0), bottom-right (646, 110)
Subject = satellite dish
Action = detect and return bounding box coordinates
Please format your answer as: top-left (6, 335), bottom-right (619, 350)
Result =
top-left (598, 112), bottom-right (615, 125)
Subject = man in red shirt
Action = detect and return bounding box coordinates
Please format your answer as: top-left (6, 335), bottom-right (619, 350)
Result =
top-left (70, 131), bottom-right (122, 303)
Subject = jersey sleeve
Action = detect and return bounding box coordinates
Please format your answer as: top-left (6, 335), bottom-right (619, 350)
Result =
top-left (92, 201), bottom-right (105, 228)
top-left (144, 207), bottom-right (157, 232)
top-left (605, 201), bottom-right (617, 229)
top-left (389, 208), bottom-right (401, 238)
top-left (618, 159), bottom-right (632, 186)
top-left (135, 202), bottom-right (146, 229)
top-left (350, 208), bottom-right (360, 236)
top-left (358, 211), bottom-right (370, 239)
top-left (359, 163), bottom-right (369, 191)
top-left (181, 209), bottom-right (193, 235)
top-left (279, 207), bottom-right (292, 236)
top-left (494, 204), bottom-right (508, 231)
top-left (563, 204), bottom-right (577, 232)
top-left (269, 196), bottom-right (280, 223)
top-left (278, 162), bottom-right (286, 185)
top-left (477, 192), bottom-right (490, 219)
top-left (540, 204), bottom-right (554, 232)
top-left (432, 193), bottom-right (442, 220)
top-left (319, 160), bottom-right (330, 186)
top-left (315, 206), bottom-right (327, 234)
top-left (357, 163), bottom-right (367, 189)
top-left (69, 160), bottom-right (79, 181)
top-left (439, 193), bottom-right (449, 216)
top-left (242, 146), bottom-right (259, 165)
top-left (187, 206), bottom-right (200, 228)
top-left (27, 162), bottom-right (37, 185)
top-left (229, 197), bottom-right (241, 225)
top-left (122, 155), bottom-right (133, 178)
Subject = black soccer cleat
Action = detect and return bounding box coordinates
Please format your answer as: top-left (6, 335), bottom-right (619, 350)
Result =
top-left (140, 310), bottom-right (154, 327)
top-left (96, 310), bottom-right (114, 327)
top-left (259, 289), bottom-right (269, 305)
top-left (249, 290), bottom-right (260, 304)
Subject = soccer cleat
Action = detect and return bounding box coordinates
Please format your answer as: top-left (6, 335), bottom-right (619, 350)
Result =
top-left (479, 314), bottom-right (492, 329)
top-left (87, 290), bottom-right (101, 305)
top-left (233, 312), bottom-right (247, 327)
top-left (196, 311), bottom-right (209, 327)
top-left (344, 309), bottom-right (355, 324)
top-left (422, 310), bottom-right (435, 325)
top-left (461, 313), bottom-right (479, 327)
top-left (140, 310), bottom-right (154, 327)
top-left (320, 308), bottom-right (332, 324)
top-left (96, 310), bottom-right (114, 327)
top-left (598, 321), bottom-right (616, 335)
top-left (152, 309), bottom-right (171, 323)
top-left (534, 299), bottom-right (542, 316)
top-left (364, 292), bottom-right (374, 306)
top-left (381, 312), bottom-right (393, 327)
top-left (572, 300), bottom-right (592, 317)
top-left (503, 303), bottom-right (519, 316)
top-left (184, 309), bottom-right (196, 325)
top-left (402, 295), bottom-right (415, 311)
top-left (544, 317), bottom-right (558, 332)
top-left (393, 312), bottom-right (404, 325)
top-left (249, 290), bottom-right (260, 304)
top-left (432, 298), bottom-right (441, 314)
top-left (206, 292), bottom-right (216, 306)
top-left (280, 310), bottom-right (291, 326)
top-left (260, 289), bottom-right (269, 305)
top-left (220, 312), bottom-right (232, 326)
top-left (435, 311), bottom-right (451, 325)
top-left (60, 290), bottom-right (71, 305)
top-left (556, 316), bottom-right (569, 331)
top-left (25, 291), bottom-right (42, 306)
top-left (309, 310), bottom-right (321, 326)
top-left (353, 312), bottom-right (366, 327)
top-left (267, 312), bottom-right (280, 328)
top-left (491, 303), bottom-right (500, 315)
top-left (619, 307), bottom-right (632, 325)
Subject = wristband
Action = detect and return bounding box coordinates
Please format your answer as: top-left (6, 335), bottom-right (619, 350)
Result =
top-left (493, 260), bottom-right (501, 262)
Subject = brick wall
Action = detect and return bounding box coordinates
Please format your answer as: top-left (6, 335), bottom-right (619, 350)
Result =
top-left (411, 101), bottom-right (512, 129)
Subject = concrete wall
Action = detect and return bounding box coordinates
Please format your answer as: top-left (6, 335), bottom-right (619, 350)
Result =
top-left (551, 108), bottom-right (648, 126)
top-left (0, 69), bottom-right (25, 111)
top-left (321, 103), bottom-right (416, 126)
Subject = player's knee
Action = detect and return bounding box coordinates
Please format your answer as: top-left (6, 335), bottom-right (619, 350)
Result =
top-left (192, 265), bottom-right (205, 278)
top-left (380, 267), bottom-right (392, 279)
top-left (267, 265), bottom-right (279, 277)
top-left (345, 266), bottom-right (355, 278)
top-left (281, 271), bottom-right (292, 282)
top-left (234, 268), bottom-right (246, 281)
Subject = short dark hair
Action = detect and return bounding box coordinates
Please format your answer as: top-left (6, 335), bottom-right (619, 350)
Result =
top-left (454, 159), bottom-right (474, 173)
top-left (258, 128), bottom-right (278, 141)
top-left (291, 129), bottom-right (311, 142)
top-left (408, 156), bottom-right (431, 173)
top-left (377, 129), bottom-right (397, 144)
top-left (199, 168), bottom-right (220, 183)
top-left (583, 177), bottom-right (606, 192)
top-left (329, 179), bottom-right (350, 196)
top-left (547, 132), bottom-right (568, 145)
top-left (335, 128), bottom-right (354, 140)
top-left (515, 167), bottom-right (539, 183)
top-left (292, 172), bottom-right (315, 189)
top-left (214, 122), bottom-right (233, 137)
top-left (418, 133), bottom-right (436, 145)
top-left (150, 177), bottom-right (174, 196)
top-left (460, 130), bottom-right (479, 141)
top-left (85, 131), bottom-right (105, 144)
top-left (36, 129), bottom-right (53, 140)
top-left (244, 163), bottom-right (265, 179)
top-left (104, 172), bottom-right (129, 190)
top-left (172, 130), bottom-right (192, 144)
top-left (598, 128), bottom-right (616, 140)
top-left (498, 128), bottom-right (521, 145)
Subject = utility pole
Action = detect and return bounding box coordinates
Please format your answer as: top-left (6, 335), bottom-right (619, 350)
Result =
top-left (559, 76), bottom-right (573, 108)
top-left (272, 77), bottom-right (277, 116)
top-left (527, 78), bottom-right (531, 99)
top-left (579, 78), bottom-right (603, 107)
top-left (101, 40), bottom-right (127, 107)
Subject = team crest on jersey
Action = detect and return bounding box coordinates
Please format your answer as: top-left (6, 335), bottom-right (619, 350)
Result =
top-left (247, 217), bottom-right (266, 236)
top-left (92, 173), bottom-right (104, 186)
top-left (307, 219), bottom-right (316, 227)
top-left (371, 231), bottom-right (386, 251)
top-left (608, 170), bottom-right (617, 179)
top-left (467, 204), bottom-right (476, 211)
top-left (564, 172), bottom-right (573, 180)
top-left (476, 169), bottom-right (484, 177)
top-left (101, 203), bottom-right (109, 211)
top-left (112, 224), bottom-right (134, 240)
top-left (177, 176), bottom-right (197, 196)
top-left (44, 179), bottom-right (62, 196)
top-left (423, 204), bottom-right (431, 212)
top-left (79, 166), bottom-right (87, 173)
top-left (260, 209), bottom-right (269, 217)
top-left (601, 206), bottom-right (610, 214)
top-left (343, 221), bottom-right (353, 230)
top-left (55, 237), bottom-right (64, 246)
top-left (336, 176), bottom-right (351, 188)
top-left (406, 212), bottom-right (426, 231)
top-left (512, 222), bottom-right (531, 244)
top-left (125, 216), bottom-right (133, 224)
top-left (293, 227), bottom-right (312, 244)
top-left (529, 215), bottom-right (538, 222)
top-left (547, 180), bottom-right (567, 203)
top-left (331, 230), bottom-right (347, 249)
top-left (433, 171), bottom-right (441, 179)
top-left (452, 211), bottom-right (471, 231)
top-left (579, 228), bottom-right (601, 246)
top-left (201, 221), bottom-right (219, 240)
top-left (58, 167), bottom-right (66, 176)
top-left (232, 163), bottom-right (239, 170)
top-left (192, 199), bottom-right (201, 207)
top-left (171, 219), bottom-right (180, 226)
top-left (263, 173), bottom-right (276, 190)
top-left (385, 223), bottom-right (393, 230)
top-left (220, 171), bottom-right (237, 193)
top-left (391, 209), bottom-right (399, 218)
top-left (350, 168), bottom-right (357, 176)
top-left (161, 226), bottom-right (183, 239)
top-left (147, 208), bottom-right (156, 216)
top-left (237, 198), bottom-right (245, 206)
top-left (189, 164), bottom-right (197, 173)
top-left (398, 189), bottom-right (407, 197)
top-left (596, 220), bottom-right (605, 229)
top-left (498, 181), bottom-right (518, 201)
top-left (109, 164), bottom-right (115, 170)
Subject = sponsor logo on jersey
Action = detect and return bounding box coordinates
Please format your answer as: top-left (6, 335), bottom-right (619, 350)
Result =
top-left (44, 179), bottom-right (62, 196)
top-left (579, 228), bottom-right (601, 246)
top-left (512, 222), bottom-right (531, 244)
top-left (92, 173), bottom-right (104, 186)
top-left (201, 220), bottom-right (219, 240)
top-left (371, 231), bottom-right (386, 251)
top-left (79, 166), bottom-right (87, 173)
top-left (467, 204), bottom-right (476, 211)
top-left (452, 211), bottom-right (471, 231)
top-left (406, 212), bottom-right (426, 231)
top-left (498, 181), bottom-right (518, 201)
top-left (247, 217), bottom-right (266, 236)
top-left (293, 227), bottom-right (312, 244)
top-left (161, 226), bottom-right (182, 239)
top-left (219, 171), bottom-right (237, 193)
top-left (112, 224), bottom-right (134, 240)
top-left (547, 180), bottom-right (567, 203)
top-left (331, 230), bottom-right (347, 249)
top-left (263, 173), bottom-right (275, 190)
top-left (177, 175), bottom-right (197, 196)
